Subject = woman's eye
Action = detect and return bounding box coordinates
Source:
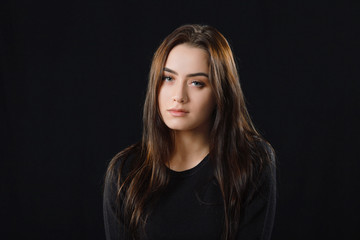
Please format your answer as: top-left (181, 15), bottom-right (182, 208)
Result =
top-left (191, 81), bottom-right (205, 87)
top-left (162, 76), bottom-right (173, 82)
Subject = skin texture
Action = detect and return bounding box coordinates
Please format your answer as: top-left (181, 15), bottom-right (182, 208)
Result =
top-left (158, 44), bottom-right (216, 171)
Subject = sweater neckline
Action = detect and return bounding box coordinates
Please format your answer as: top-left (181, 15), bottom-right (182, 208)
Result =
top-left (167, 154), bottom-right (209, 178)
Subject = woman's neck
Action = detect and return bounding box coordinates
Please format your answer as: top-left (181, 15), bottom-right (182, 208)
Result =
top-left (168, 129), bottom-right (210, 172)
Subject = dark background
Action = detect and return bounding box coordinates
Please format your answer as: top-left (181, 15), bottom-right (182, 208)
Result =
top-left (2, 0), bottom-right (359, 239)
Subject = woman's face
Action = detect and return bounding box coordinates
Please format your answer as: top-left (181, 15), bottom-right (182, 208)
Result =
top-left (158, 44), bottom-right (216, 133)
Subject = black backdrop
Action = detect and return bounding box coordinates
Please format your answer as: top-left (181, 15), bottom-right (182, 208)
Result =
top-left (2, 0), bottom-right (359, 239)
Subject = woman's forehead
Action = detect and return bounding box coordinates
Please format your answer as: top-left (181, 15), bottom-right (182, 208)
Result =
top-left (164, 44), bottom-right (209, 75)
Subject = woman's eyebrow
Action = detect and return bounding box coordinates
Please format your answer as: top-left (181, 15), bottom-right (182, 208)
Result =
top-left (163, 67), bottom-right (209, 78)
top-left (163, 67), bottom-right (178, 75)
top-left (186, 72), bottom-right (209, 78)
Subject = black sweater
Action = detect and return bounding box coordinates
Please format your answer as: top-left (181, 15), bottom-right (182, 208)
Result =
top-left (103, 152), bottom-right (276, 240)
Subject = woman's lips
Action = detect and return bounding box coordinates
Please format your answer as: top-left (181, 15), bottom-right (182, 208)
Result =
top-left (167, 109), bottom-right (188, 117)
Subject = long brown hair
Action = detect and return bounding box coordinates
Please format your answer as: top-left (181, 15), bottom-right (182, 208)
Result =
top-left (107, 24), bottom-right (274, 240)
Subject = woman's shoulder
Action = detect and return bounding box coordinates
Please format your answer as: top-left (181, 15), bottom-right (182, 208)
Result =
top-left (254, 136), bottom-right (276, 191)
top-left (253, 136), bottom-right (276, 165)
top-left (248, 136), bottom-right (276, 198)
top-left (105, 142), bottom-right (142, 183)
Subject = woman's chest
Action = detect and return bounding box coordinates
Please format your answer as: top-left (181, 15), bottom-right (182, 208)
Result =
top-left (144, 175), bottom-right (224, 240)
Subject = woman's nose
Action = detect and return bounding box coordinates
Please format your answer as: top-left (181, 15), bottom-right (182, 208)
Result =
top-left (172, 82), bottom-right (188, 103)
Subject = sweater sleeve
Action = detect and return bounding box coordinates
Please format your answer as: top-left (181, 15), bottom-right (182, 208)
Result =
top-left (103, 160), bottom-right (130, 240)
top-left (236, 149), bottom-right (277, 240)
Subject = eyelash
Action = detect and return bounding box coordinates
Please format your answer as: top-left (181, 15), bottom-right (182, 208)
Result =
top-left (162, 76), bottom-right (173, 81)
top-left (190, 81), bottom-right (205, 87)
top-left (162, 76), bottom-right (205, 88)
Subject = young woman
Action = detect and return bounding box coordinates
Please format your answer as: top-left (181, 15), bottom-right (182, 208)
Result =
top-left (103, 24), bottom-right (276, 240)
